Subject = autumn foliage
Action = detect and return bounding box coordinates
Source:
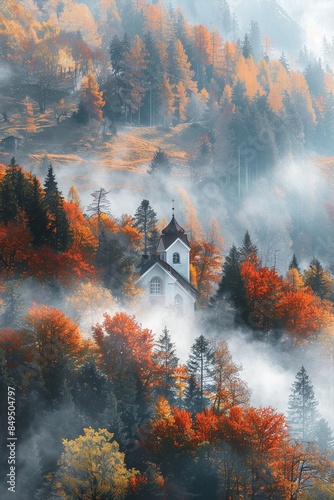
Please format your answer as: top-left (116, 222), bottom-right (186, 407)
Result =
top-left (142, 397), bottom-right (301, 498)
top-left (93, 312), bottom-right (156, 392)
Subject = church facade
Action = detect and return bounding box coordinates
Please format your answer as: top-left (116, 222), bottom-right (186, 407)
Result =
top-left (137, 215), bottom-right (197, 315)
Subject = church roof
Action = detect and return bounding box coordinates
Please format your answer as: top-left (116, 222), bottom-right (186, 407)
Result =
top-left (140, 257), bottom-right (198, 298)
top-left (162, 215), bottom-right (185, 235)
top-left (160, 215), bottom-right (190, 249)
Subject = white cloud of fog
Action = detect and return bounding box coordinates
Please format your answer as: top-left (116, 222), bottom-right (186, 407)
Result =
top-left (0, 64), bottom-right (12, 83)
top-left (139, 306), bottom-right (334, 430)
top-left (278, 0), bottom-right (333, 54)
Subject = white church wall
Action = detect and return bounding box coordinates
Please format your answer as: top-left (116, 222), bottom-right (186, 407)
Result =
top-left (138, 264), bottom-right (195, 316)
top-left (165, 239), bottom-right (190, 281)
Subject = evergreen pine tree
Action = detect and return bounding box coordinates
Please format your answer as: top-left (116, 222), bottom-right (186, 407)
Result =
top-left (187, 335), bottom-right (213, 410)
top-left (133, 199), bottom-right (158, 256)
top-left (214, 244), bottom-right (248, 318)
top-left (154, 327), bottom-right (179, 403)
top-left (303, 258), bottom-right (333, 300)
top-left (249, 20), bottom-right (262, 61)
top-left (40, 154), bottom-right (49, 176)
top-left (148, 147), bottom-right (171, 175)
top-left (289, 254), bottom-right (301, 274)
top-left (98, 391), bottom-right (130, 449)
top-left (184, 374), bottom-right (202, 413)
top-left (0, 158), bottom-right (30, 225)
top-left (74, 360), bottom-right (108, 418)
top-left (304, 58), bottom-right (325, 97)
top-left (230, 13), bottom-right (240, 41)
top-left (220, 0), bottom-right (231, 36)
top-left (279, 52), bottom-right (290, 73)
top-left (0, 169), bottom-right (19, 224)
top-left (288, 366), bottom-right (319, 442)
top-left (43, 164), bottom-right (57, 207)
top-left (25, 175), bottom-right (49, 246)
top-left (95, 231), bottom-right (136, 302)
top-left (43, 164), bottom-right (71, 252)
top-left (103, 33), bottom-right (130, 121)
top-left (314, 418), bottom-right (334, 453)
top-left (239, 231), bottom-right (258, 262)
top-left (242, 33), bottom-right (253, 59)
top-left (281, 91), bottom-right (304, 155)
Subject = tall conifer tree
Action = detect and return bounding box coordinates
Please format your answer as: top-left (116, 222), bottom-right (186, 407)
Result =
top-left (43, 164), bottom-right (71, 252)
top-left (288, 366), bottom-right (319, 441)
top-left (187, 335), bottom-right (213, 410)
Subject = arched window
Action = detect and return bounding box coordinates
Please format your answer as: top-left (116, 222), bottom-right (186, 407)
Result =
top-left (174, 294), bottom-right (183, 314)
top-left (150, 277), bottom-right (162, 295)
top-left (173, 252), bottom-right (180, 264)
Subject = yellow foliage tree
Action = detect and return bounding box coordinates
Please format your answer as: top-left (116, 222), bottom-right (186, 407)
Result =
top-left (67, 282), bottom-right (118, 326)
top-left (53, 427), bottom-right (137, 499)
top-left (176, 186), bottom-right (204, 242)
top-left (172, 39), bottom-right (196, 92)
top-left (175, 80), bottom-right (188, 123)
top-left (235, 55), bottom-right (263, 100)
top-left (283, 268), bottom-right (304, 293)
top-left (221, 41), bottom-right (237, 85)
top-left (67, 185), bottom-right (81, 207)
top-left (79, 71), bottom-right (105, 122)
top-left (268, 82), bottom-right (284, 113)
top-left (159, 76), bottom-right (175, 127)
top-left (56, 1), bottom-right (100, 47)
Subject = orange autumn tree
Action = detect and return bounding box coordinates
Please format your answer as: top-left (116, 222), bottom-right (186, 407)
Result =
top-left (221, 41), bottom-right (238, 85)
top-left (210, 339), bottom-right (251, 413)
top-left (118, 214), bottom-right (142, 249)
top-left (241, 259), bottom-right (283, 330)
top-left (190, 239), bottom-right (222, 307)
top-left (79, 71), bottom-right (105, 122)
top-left (28, 244), bottom-right (95, 286)
top-left (0, 217), bottom-right (32, 277)
top-left (218, 406), bottom-right (292, 498)
top-left (64, 199), bottom-right (98, 263)
top-left (169, 38), bottom-right (196, 92)
top-left (143, 396), bottom-right (197, 474)
top-left (142, 401), bottom-right (295, 498)
top-left (93, 312), bottom-right (156, 395)
top-left (278, 289), bottom-right (333, 341)
top-left (144, 1), bottom-right (171, 43)
top-left (22, 305), bottom-right (84, 372)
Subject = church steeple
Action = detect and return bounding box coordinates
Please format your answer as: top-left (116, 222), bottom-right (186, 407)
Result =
top-left (162, 215), bottom-right (185, 236)
top-left (156, 211), bottom-right (190, 281)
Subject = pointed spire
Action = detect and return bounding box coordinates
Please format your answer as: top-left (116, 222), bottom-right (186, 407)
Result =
top-left (162, 215), bottom-right (185, 235)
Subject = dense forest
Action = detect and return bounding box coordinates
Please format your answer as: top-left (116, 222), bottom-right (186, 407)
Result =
top-left (1, 0), bottom-right (334, 498)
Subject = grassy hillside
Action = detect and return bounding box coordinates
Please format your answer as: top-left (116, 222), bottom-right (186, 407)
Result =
top-left (0, 110), bottom-right (206, 192)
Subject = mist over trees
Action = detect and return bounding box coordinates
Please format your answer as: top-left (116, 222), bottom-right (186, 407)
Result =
top-left (1, 0), bottom-right (334, 498)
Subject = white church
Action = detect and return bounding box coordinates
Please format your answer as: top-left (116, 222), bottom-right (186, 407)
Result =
top-left (138, 214), bottom-right (198, 316)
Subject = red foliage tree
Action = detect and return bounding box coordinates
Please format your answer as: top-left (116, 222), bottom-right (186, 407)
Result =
top-left (23, 305), bottom-right (84, 371)
top-left (93, 312), bottom-right (156, 393)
